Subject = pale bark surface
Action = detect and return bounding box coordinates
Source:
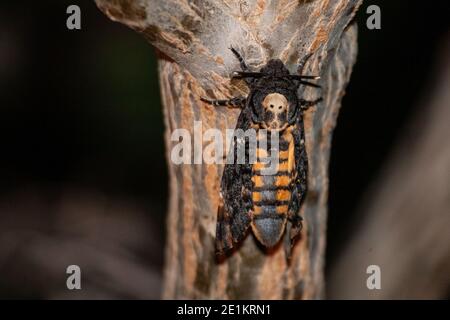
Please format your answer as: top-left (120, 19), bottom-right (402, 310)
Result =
top-left (95, 0), bottom-right (361, 299)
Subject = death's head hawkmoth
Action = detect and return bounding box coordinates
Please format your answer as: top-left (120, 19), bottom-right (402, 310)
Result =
top-left (201, 48), bottom-right (321, 260)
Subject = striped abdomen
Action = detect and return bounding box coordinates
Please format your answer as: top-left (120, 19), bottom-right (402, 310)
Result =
top-left (250, 128), bottom-right (295, 247)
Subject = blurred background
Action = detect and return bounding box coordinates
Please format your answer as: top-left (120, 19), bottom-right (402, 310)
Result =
top-left (0, 1), bottom-right (448, 299)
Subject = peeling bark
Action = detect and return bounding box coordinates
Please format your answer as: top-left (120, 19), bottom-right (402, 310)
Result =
top-left (95, 0), bottom-right (361, 299)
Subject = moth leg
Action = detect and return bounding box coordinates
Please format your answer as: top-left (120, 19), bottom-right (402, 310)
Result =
top-left (230, 47), bottom-right (256, 86)
top-left (201, 97), bottom-right (246, 108)
top-left (230, 46), bottom-right (249, 71)
top-left (283, 221), bottom-right (292, 262)
top-left (300, 97), bottom-right (322, 111)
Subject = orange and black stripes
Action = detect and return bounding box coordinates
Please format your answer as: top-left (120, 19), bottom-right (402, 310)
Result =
top-left (251, 128), bottom-right (295, 220)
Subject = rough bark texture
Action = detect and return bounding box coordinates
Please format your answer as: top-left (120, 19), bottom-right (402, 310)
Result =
top-left (328, 43), bottom-right (450, 299)
top-left (95, 0), bottom-right (361, 299)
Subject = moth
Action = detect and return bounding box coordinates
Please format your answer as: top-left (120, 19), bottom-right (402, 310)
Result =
top-left (201, 48), bottom-right (321, 259)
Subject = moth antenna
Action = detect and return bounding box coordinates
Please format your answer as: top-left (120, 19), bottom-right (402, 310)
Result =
top-left (298, 80), bottom-right (321, 88)
top-left (289, 75), bottom-right (320, 80)
top-left (232, 71), bottom-right (264, 78)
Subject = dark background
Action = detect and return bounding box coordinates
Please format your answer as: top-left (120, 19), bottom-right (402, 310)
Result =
top-left (0, 1), bottom-right (448, 298)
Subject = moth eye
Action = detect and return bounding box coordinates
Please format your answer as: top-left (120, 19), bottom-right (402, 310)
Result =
top-left (270, 104), bottom-right (274, 109)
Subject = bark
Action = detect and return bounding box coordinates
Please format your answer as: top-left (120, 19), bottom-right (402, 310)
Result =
top-left (95, 0), bottom-right (361, 299)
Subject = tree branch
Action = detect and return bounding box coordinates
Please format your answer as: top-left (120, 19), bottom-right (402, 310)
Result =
top-left (95, 0), bottom-right (361, 299)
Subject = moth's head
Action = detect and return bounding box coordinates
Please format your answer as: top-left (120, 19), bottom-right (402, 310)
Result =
top-left (261, 93), bottom-right (289, 131)
top-left (260, 59), bottom-right (290, 77)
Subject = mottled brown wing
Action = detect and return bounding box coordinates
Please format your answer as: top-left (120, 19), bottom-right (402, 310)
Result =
top-left (215, 109), bottom-right (253, 254)
top-left (285, 115), bottom-right (308, 250)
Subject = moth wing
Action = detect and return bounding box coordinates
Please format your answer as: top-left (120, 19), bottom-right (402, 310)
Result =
top-left (215, 109), bottom-right (253, 254)
top-left (284, 116), bottom-right (308, 257)
top-left (292, 115), bottom-right (308, 207)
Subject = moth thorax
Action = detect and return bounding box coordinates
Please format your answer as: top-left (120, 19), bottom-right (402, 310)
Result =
top-left (261, 93), bottom-right (289, 131)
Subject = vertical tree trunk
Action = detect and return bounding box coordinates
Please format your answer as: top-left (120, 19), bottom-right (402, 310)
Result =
top-left (95, 0), bottom-right (361, 299)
